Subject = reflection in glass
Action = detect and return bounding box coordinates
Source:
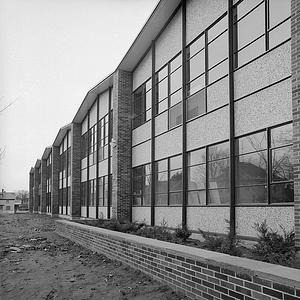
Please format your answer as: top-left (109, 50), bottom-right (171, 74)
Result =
top-left (187, 89), bottom-right (206, 120)
top-left (208, 159), bottom-right (229, 189)
top-left (155, 193), bottom-right (168, 206)
top-left (169, 192), bottom-right (182, 205)
top-left (270, 183), bottom-right (294, 203)
top-left (188, 165), bottom-right (206, 190)
top-left (236, 131), bottom-right (267, 155)
top-left (208, 189), bottom-right (230, 204)
top-left (236, 185), bottom-right (267, 204)
top-left (170, 155), bottom-right (182, 170)
top-left (208, 142), bottom-right (229, 161)
top-left (169, 102), bottom-right (182, 128)
top-left (271, 123), bottom-right (293, 147)
top-left (187, 190), bottom-right (206, 205)
top-left (188, 148), bottom-right (206, 166)
top-left (155, 171), bottom-right (168, 193)
top-left (271, 146), bottom-right (293, 182)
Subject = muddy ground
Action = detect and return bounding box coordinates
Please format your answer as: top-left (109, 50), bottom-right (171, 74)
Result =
top-left (0, 213), bottom-right (186, 300)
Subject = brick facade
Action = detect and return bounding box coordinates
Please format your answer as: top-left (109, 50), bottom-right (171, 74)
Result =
top-left (70, 123), bottom-right (81, 217)
top-left (56, 220), bottom-right (300, 300)
top-left (29, 169), bottom-right (34, 213)
top-left (51, 146), bottom-right (59, 216)
top-left (112, 69), bottom-right (133, 220)
top-left (33, 161), bottom-right (40, 213)
top-left (40, 158), bottom-right (47, 213)
top-left (292, 0), bottom-right (300, 256)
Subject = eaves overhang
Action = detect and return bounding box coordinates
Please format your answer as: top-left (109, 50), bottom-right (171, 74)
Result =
top-left (117, 0), bottom-right (181, 72)
top-left (34, 159), bottom-right (41, 169)
top-left (72, 73), bottom-right (114, 124)
top-left (29, 167), bottom-right (34, 174)
top-left (42, 146), bottom-right (52, 160)
top-left (53, 123), bottom-right (72, 147)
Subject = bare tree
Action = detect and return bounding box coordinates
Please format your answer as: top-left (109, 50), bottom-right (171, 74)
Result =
top-left (16, 190), bottom-right (29, 204)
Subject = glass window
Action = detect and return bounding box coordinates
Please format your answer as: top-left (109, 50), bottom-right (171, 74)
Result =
top-left (155, 172), bottom-right (168, 193)
top-left (187, 75), bottom-right (205, 96)
top-left (169, 102), bottom-right (182, 129)
top-left (208, 16), bottom-right (228, 41)
top-left (208, 189), bottom-right (230, 204)
top-left (170, 54), bottom-right (182, 72)
top-left (169, 192), bottom-right (182, 206)
top-left (271, 123), bottom-right (293, 148)
top-left (270, 183), bottom-right (294, 203)
top-left (188, 148), bottom-right (206, 166)
top-left (208, 32), bottom-right (228, 68)
top-left (269, 19), bottom-right (291, 49)
top-left (170, 155), bottom-right (182, 170)
top-left (236, 131), bottom-right (267, 155)
top-left (187, 190), bottom-right (206, 205)
top-left (169, 170), bottom-right (182, 191)
top-left (157, 78), bottom-right (168, 101)
top-left (187, 50), bottom-right (205, 82)
top-left (208, 159), bottom-right (230, 189)
top-left (188, 35), bottom-right (205, 58)
top-left (237, 0), bottom-right (263, 21)
top-left (187, 89), bottom-right (206, 121)
top-left (170, 67), bottom-right (182, 93)
top-left (269, 0), bottom-right (291, 28)
top-left (170, 89), bottom-right (182, 107)
top-left (188, 165), bottom-right (206, 190)
top-left (271, 146), bottom-right (293, 182)
top-left (208, 60), bottom-right (228, 84)
top-left (236, 186), bottom-right (267, 204)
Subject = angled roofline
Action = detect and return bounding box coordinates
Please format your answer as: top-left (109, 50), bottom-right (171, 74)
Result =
top-left (42, 146), bottom-right (52, 160)
top-left (53, 123), bottom-right (72, 147)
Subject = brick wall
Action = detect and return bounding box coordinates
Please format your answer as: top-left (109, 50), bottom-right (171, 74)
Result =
top-left (40, 159), bottom-right (47, 213)
top-left (70, 123), bottom-right (81, 217)
top-left (29, 170), bottom-right (34, 213)
top-left (56, 220), bottom-right (300, 300)
top-left (33, 162), bottom-right (40, 213)
top-left (51, 146), bottom-right (59, 215)
top-left (112, 69), bottom-right (133, 220)
top-left (292, 0), bottom-right (300, 258)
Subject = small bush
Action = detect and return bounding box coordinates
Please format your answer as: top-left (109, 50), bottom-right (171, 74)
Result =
top-left (252, 220), bottom-right (296, 266)
top-left (199, 220), bottom-right (241, 256)
top-left (175, 225), bottom-right (192, 243)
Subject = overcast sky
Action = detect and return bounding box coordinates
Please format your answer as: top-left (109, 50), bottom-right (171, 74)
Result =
top-left (0, 0), bottom-right (158, 192)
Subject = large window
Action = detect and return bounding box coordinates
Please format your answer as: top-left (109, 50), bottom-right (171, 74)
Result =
top-left (98, 175), bottom-right (111, 207)
top-left (187, 141), bottom-right (230, 206)
top-left (234, 0), bottom-right (291, 68)
top-left (132, 164), bottom-right (151, 206)
top-left (235, 123), bottom-right (293, 204)
top-left (154, 155), bottom-right (183, 206)
top-left (98, 114), bottom-right (109, 162)
top-left (133, 79), bottom-right (152, 129)
top-left (155, 54), bottom-right (183, 129)
top-left (186, 15), bottom-right (228, 121)
top-left (88, 179), bottom-right (96, 207)
top-left (88, 125), bottom-right (97, 166)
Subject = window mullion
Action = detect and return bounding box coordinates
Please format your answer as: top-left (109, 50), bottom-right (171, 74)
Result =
top-left (267, 128), bottom-right (271, 205)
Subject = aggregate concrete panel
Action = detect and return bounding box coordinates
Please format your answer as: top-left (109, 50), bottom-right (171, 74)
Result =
top-left (132, 140), bottom-right (151, 167)
top-left (132, 207), bottom-right (151, 225)
top-left (236, 206), bottom-right (294, 238)
top-left (133, 50), bottom-right (152, 91)
top-left (186, 0), bottom-right (227, 45)
top-left (98, 206), bottom-right (107, 220)
top-left (155, 111), bottom-right (168, 136)
top-left (187, 206), bottom-right (230, 234)
top-left (154, 207), bottom-right (182, 227)
top-left (98, 159), bottom-right (108, 177)
top-left (89, 101), bottom-right (97, 127)
top-left (99, 90), bottom-right (109, 120)
top-left (132, 121), bottom-right (151, 147)
top-left (235, 78), bottom-right (292, 136)
top-left (186, 106), bottom-right (229, 152)
top-left (155, 126), bottom-right (182, 160)
top-left (207, 76), bottom-right (229, 112)
top-left (155, 7), bottom-right (182, 71)
top-left (234, 42), bottom-right (291, 100)
top-left (89, 164), bottom-right (96, 180)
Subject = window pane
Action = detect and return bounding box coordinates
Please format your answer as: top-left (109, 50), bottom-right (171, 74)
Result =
top-left (170, 67), bottom-right (182, 93)
top-left (158, 99), bottom-right (168, 114)
top-left (237, 0), bottom-right (263, 21)
top-left (187, 74), bottom-right (205, 96)
top-left (169, 102), bottom-right (182, 128)
top-left (236, 131), bottom-right (267, 155)
top-left (155, 159), bottom-right (168, 172)
top-left (188, 35), bottom-right (205, 58)
top-left (208, 31), bottom-right (228, 68)
top-left (269, 19), bottom-right (291, 49)
top-left (208, 159), bottom-right (229, 188)
top-left (169, 192), bottom-right (182, 206)
top-left (271, 146), bottom-right (293, 182)
top-left (237, 3), bottom-right (265, 49)
top-left (133, 195), bottom-right (142, 206)
top-left (236, 185), bottom-right (267, 204)
top-left (170, 54), bottom-right (182, 72)
top-left (271, 123), bottom-right (293, 147)
top-left (208, 142), bottom-right (229, 161)
top-left (187, 50), bottom-right (205, 82)
top-left (269, 0), bottom-right (291, 28)
top-left (208, 189), bottom-right (230, 204)
top-left (169, 169), bottom-right (182, 191)
top-left (170, 155), bottom-right (182, 170)
top-left (157, 66), bottom-right (168, 82)
top-left (144, 193), bottom-right (151, 206)
top-left (146, 78), bottom-right (152, 91)
top-left (133, 85), bottom-right (146, 117)
top-left (187, 190), bottom-right (206, 205)
top-left (143, 175), bottom-right (152, 195)
top-left (208, 59), bottom-right (228, 84)
top-left (188, 148), bottom-right (206, 166)
top-left (187, 89), bottom-right (206, 120)
top-left (188, 165), bottom-right (206, 190)
top-left (146, 90), bottom-right (152, 110)
top-left (155, 171), bottom-right (168, 193)
top-left (155, 193), bottom-right (168, 206)
top-left (270, 183), bottom-right (294, 203)
top-left (157, 78), bottom-right (168, 101)
top-left (170, 89), bottom-right (182, 107)
top-left (208, 16), bottom-right (228, 41)
top-left (237, 36), bottom-right (265, 67)
top-left (235, 151), bottom-right (267, 186)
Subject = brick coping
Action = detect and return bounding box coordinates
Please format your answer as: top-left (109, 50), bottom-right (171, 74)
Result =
top-left (56, 219), bottom-right (300, 287)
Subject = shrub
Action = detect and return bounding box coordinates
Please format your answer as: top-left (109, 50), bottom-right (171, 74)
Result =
top-left (199, 220), bottom-right (241, 256)
top-left (252, 220), bottom-right (296, 266)
top-left (175, 225), bottom-right (192, 243)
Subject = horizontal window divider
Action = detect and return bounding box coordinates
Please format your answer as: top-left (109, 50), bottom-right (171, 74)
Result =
top-left (268, 16), bottom-right (291, 33)
top-left (131, 138), bottom-right (152, 149)
top-left (235, 33), bottom-right (265, 54)
top-left (269, 143), bottom-right (293, 150)
top-left (169, 65), bottom-right (182, 75)
top-left (208, 57), bottom-right (228, 72)
top-left (234, 0), bottom-right (265, 24)
top-left (235, 184), bottom-right (267, 188)
top-left (235, 203), bottom-right (294, 207)
top-left (186, 73), bottom-right (206, 87)
top-left (270, 180), bottom-right (294, 185)
top-left (186, 46), bottom-right (205, 61)
top-left (207, 28), bottom-right (228, 45)
top-left (233, 38), bottom-right (291, 72)
top-left (235, 149), bottom-right (267, 156)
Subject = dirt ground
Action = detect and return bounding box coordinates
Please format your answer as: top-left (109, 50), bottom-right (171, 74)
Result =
top-left (0, 213), bottom-right (186, 300)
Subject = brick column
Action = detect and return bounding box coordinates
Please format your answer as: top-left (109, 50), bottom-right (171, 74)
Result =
top-left (70, 123), bottom-right (81, 217)
top-left (40, 159), bottom-right (47, 213)
top-left (33, 162), bottom-right (40, 213)
top-left (112, 69), bottom-right (133, 221)
top-left (292, 0), bottom-right (300, 258)
top-left (29, 169), bottom-right (34, 213)
top-left (51, 146), bottom-right (59, 216)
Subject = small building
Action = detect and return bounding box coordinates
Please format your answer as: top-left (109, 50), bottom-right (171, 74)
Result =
top-left (0, 190), bottom-right (18, 213)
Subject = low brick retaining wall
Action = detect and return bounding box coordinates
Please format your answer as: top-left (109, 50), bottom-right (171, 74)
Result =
top-left (56, 220), bottom-right (300, 300)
